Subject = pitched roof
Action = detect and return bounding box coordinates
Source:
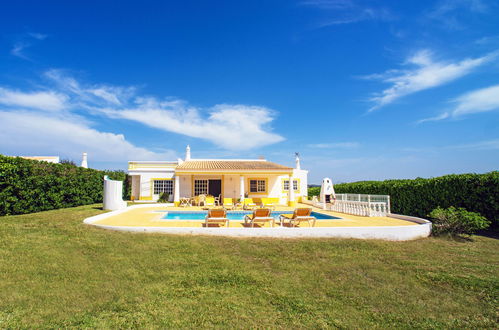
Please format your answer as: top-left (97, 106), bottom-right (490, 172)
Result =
top-left (175, 160), bottom-right (293, 172)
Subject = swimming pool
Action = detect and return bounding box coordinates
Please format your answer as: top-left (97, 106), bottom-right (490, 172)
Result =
top-left (160, 211), bottom-right (340, 221)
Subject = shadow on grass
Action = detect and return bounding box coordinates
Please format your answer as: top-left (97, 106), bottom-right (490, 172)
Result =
top-left (432, 233), bottom-right (475, 243)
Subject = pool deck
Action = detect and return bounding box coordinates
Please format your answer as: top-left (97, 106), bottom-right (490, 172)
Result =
top-left (84, 203), bottom-right (432, 240)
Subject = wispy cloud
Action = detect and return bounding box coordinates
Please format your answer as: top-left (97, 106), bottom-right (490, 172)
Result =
top-left (307, 142), bottom-right (360, 149)
top-left (475, 35), bottom-right (499, 46)
top-left (448, 139), bottom-right (499, 151)
top-left (365, 49), bottom-right (497, 112)
top-left (28, 32), bottom-right (47, 40)
top-left (428, 0), bottom-right (489, 30)
top-left (0, 110), bottom-right (175, 162)
top-left (402, 138), bottom-right (499, 152)
top-left (418, 84), bottom-right (499, 123)
top-left (301, 0), bottom-right (394, 27)
top-left (10, 32), bottom-right (48, 60)
top-left (0, 69), bottom-right (285, 152)
top-left (0, 87), bottom-right (67, 111)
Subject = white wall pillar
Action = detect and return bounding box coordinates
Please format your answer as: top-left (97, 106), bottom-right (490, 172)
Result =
top-left (81, 152), bottom-right (88, 168)
top-left (174, 175), bottom-right (180, 206)
top-left (240, 175), bottom-right (245, 202)
top-left (288, 174), bottom-right (296, 206)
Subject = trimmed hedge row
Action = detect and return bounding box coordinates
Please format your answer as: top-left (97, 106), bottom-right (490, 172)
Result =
top-left (0, 155), bottom-right (130, 216)
top-left (308, 172), bottom-right (499, 223)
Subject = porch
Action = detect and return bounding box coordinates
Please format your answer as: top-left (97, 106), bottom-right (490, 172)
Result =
top-left (173, 173), bottom-right (299, 206)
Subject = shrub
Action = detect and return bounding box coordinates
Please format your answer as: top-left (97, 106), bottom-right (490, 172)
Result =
top-left (308, 172), bottom-right (498, 226)
top-left (428, 207), bottom-right (491, 236)
top-left (158, 192), bottom-right (170, 203)
top-left (0, 155), bottom-right (131, 216)
top-left (308, 186), bottom-right (320, 197)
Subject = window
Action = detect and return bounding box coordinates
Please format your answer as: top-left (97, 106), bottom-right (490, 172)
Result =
top-left (249, 179), bottom-right (266, 193)
top-left (153, 180), bottom-right (173, 195)
top-left (283, 179), bottom-right (299, 191)
top-left (194, 179), bottom-right (208, 195)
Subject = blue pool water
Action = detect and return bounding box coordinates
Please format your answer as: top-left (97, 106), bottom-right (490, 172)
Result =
top-left (160, 211), bottom-right (339, 221)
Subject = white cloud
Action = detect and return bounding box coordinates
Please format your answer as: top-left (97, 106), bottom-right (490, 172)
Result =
top-left (307, 142), bottom-right (360, 149)
top-left (417, 84), bottom-right (499, 123)
top-left (449, 139), bottom-right (499, 151)
top-left (402, 139), bottom-right (499, 152)
top-left (103, 102), bottom-right (284, 150)
top-left (451, 84), bottom-right (499, 116)
top-left (0, 87), bottom-right (67, 111)
top-left (428, 0), bottom-right (488, 30)
top-left (416, 112), bottom-right (450, 124)
top-left (0, 111), bottom-right (174, 162)
top-left (10, 32), bottom-right (48, 60)
top-left (301, 0), bottom-right (354, 10)
top-left (0, 70), bottom-right (285, 151)
top-left (11, 42), bottom-right (30, 60)
top-left (28, 33), bottom-right (47, 40)
top-left (366, 49), bottom-right (496, 111)
top-left (301, 0), bottom-right (394, 27)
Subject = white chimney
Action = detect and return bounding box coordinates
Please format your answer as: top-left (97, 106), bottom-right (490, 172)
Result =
top-left (81, 152), bottom-right (88, 168)
top-left (295, 152), bottom-right (301, 170)
top-left (185, 145), bottom-right (191, 161)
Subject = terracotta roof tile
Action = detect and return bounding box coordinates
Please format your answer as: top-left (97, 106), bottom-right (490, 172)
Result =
top-left (176, 160), bottom-right (292, 171)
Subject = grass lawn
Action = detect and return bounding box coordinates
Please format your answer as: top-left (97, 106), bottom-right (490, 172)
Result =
top-left (0, 204), bottom-right (497, 328)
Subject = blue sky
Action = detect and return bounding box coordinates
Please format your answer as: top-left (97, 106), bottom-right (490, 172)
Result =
top-left (0, 0), bottom-right (498, 183)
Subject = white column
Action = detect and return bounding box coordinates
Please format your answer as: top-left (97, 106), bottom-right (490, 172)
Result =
top-left (288, 174), bottom-right (295, 206)
top-left (81, 152), bottom-right (88, 168)
top-left (239, 175), bottom-right (245, 202)
top-left (174, 175), bottom-right (180, 205)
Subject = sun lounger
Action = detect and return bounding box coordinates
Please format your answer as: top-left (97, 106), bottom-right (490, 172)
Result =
top-left (223, 198), bottom-right (235, 210)
top-left (279, 208), bottom-right (316, 227)
top-left (205, 197), bottom-right (215, 207)
top-left (205, 208), bottom-right (229, 227)
top-left (243, 198), bottom-right (257, 210)
top-left (244, 208), bottom-right (274, 227)
top-left (260, 197), bottom-right (278, 210)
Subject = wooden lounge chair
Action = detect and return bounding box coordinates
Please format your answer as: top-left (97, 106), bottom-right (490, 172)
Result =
top-left (244, 208), bottom-right (274, 227)
top-left (205, 208), bottom-right (229, 227)
top-left (279, 208), bottom-right (316, 227)
top-left (223, 198), bottom-right (235, 210)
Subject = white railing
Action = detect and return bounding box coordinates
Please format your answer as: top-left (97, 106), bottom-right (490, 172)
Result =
top-left (307, 194), bottom-right (391, 217)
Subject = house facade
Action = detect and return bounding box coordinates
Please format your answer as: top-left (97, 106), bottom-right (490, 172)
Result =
top-left (128, 146), bottom-right (308, 206)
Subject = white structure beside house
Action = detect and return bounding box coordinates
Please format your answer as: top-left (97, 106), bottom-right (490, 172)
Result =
top-left (128, 146), bottom-right (308, 206)
top-left (20, 156), bottom-right (60, 163)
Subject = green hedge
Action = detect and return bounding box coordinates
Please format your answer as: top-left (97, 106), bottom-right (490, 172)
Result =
top-left (308, 172), bottom-right (499, 223)
top-left (0, 155), bottom-right (130, 216)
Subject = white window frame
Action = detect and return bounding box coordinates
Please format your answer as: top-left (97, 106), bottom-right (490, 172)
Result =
top-left (249, 179), bottom-right (266, 193)
top-left (153, 180), bottom-right (173, 195)
top-left (283, 179), bottom-right (299, 192)
top-left (194, 179), bottom-right (209, 196)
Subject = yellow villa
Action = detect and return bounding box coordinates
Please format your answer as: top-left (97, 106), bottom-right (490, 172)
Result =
top-left (128, 145), bottom-right (308, 206)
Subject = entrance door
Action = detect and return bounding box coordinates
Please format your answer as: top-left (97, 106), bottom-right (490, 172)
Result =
top-left (208, 180), bottom-right (222, 197)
